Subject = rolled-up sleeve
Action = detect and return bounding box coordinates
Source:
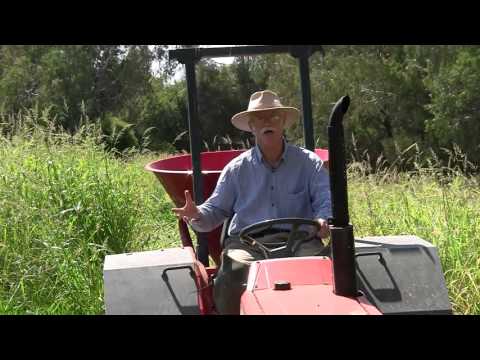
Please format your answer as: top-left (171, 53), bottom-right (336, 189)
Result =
top-left (189, 165), bottom-right (236, 233)
top-left (310, 160), bottom-right (332, 220)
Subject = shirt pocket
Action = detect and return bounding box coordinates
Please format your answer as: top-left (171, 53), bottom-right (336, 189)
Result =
top-left (287, 188), bottom-right (306, 196)
top-left (283, 189), bottom-right (312, 218)
top-left (286, 177), bottom-right (306, 195)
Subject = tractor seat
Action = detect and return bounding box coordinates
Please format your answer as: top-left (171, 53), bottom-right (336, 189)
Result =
top-left (220, 216), bottom-right (233, 249)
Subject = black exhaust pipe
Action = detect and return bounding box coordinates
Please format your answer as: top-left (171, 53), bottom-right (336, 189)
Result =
top-left (327, 95), bottom-right (357, 297)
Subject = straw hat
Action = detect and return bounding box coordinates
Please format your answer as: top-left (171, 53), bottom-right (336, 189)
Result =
top-left (231, 90), bottom-right (300, 132)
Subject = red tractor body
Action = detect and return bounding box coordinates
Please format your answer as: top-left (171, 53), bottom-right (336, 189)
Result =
top-left (240, 257), bottom-right (381, 315)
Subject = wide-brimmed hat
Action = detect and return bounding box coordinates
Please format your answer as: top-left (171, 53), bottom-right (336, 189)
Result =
top-left (231, 90), bottom-right (300, 132)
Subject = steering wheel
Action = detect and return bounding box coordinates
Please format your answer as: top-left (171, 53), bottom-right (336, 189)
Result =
top-left (238, 218), bottom-right (320, 259)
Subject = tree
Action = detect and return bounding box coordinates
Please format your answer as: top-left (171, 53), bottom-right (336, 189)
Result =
top-left (263, 46), bottom-right (438, 166)
top-left (0, 45), bottom-right (169, 132)
top-left (0, 45), bottom-right (52, 112)
top-left (135, 78), bottom-right (186, 152)
top-left (425, 47), bottom-right (480, 164)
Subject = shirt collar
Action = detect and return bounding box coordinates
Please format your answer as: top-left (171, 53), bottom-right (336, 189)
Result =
top-left (253, 138), bottom-right (289, 165)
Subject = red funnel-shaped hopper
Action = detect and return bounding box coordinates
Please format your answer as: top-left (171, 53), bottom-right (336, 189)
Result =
top-left (145, 149), bottom-right (328, 266)
top-left (145, 150), bottom-right (244, 265)
top-left (146, 150), bottom-right (245, 208)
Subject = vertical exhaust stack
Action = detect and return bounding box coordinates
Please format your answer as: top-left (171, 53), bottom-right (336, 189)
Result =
top-left (328, 95), bottom-right (357, 297)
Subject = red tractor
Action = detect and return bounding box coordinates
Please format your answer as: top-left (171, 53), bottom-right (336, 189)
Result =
top-left (103, 46), bottom-right (452, 315)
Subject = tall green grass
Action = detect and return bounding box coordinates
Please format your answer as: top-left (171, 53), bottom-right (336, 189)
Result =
top-left (349, 167), bottom-right (480, 315)
top-left (0, 116), bottom-right (478, 314)
top-left (0, 123), bottom-right (180, 314)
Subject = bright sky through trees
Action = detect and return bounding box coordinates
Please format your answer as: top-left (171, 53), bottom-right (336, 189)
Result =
top-left (151, 45), bottom-right (237, 82)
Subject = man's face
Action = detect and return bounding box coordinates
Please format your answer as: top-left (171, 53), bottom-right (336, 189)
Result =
top-left (248, 110), bottom-right (286, 147)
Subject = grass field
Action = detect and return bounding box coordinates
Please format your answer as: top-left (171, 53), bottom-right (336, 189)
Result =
top-left (349, 169), bottom-right (480, 315)
top-left (0, 128), bottom-right (479, 314)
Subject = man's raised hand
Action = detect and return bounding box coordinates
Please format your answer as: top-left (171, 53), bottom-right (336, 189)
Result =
top-left (172, 190), bottom-right (200, 222)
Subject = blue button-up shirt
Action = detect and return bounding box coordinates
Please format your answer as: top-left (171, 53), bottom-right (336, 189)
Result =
top-left (190, 140), bottom-right (332, 236)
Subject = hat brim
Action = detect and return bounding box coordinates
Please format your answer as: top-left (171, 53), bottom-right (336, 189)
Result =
top-left (231, 107), bottom-right (300, 132)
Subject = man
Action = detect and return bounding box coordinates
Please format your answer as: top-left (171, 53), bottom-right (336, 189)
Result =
top-left (172, 90), bottom-right (332, 314)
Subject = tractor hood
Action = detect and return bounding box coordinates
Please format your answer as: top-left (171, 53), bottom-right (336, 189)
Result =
top-left (240, 257), bottom-right (380, 315)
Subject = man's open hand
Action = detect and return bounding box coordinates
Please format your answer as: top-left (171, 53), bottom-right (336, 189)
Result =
top-left (315, 218), bottom-right (330, 239)
top-left (172, 190), bottom-right (200, 222)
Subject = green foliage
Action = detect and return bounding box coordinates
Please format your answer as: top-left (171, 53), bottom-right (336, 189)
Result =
top-left (0, 121), bottom-right (179, 314)
top-left (168, 58), bottom-right (265, 151)
top-left (34, 46), bottom-right (97, 130)
top-left (196, 61), bottom-right (245, 148)
top-left (265, 47), bottom-right (427, 162)
top-left (2, 45), bottom-right (480, 167)
top-left (425, 47), bottom-right (480, 165)
top-left (135, 79), bottom-right (187, 152)
top-left (258, 45), bottom-right (480, 170)
top-left (349, 164), bottom-right (480, 315)
top-left (0, 45), bottom-right (167, 141)
top-left (101, 113), bottom-right (139, 152)
top-left (0, 123), bottom-right (478, 314)
top-left (2, 45), bottom-right (480, 315)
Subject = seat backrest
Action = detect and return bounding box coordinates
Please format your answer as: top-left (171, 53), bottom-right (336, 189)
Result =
top-left (220, 216), bottom-right (233, 249)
